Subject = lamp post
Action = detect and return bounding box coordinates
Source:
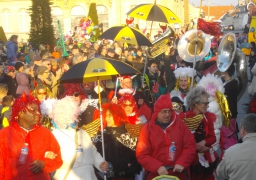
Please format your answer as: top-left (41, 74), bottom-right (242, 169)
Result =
top-left (208, 0), bottom-right (210, 20)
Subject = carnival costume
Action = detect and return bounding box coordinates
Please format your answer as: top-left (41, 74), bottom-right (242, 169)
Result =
top-left (92, 103), bottom-right (142, 179)
top-left (170, 67), bottom-right (196, 110)
top-left (181, 110), bottom-right (217, 180)
top-left (43, 96), bottom-right (106, 180)
top-left (0, 94), bottom-right (63, 179)
top-left (136, 94), bottom-right (196, 180)
top-left (197, 74), bottom-right (231, 152)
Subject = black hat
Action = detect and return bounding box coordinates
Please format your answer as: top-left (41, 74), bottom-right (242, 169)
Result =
top-left (14, 61), bottom-right (24, 71)
top-left (17, 52), bottom-right (25, 59)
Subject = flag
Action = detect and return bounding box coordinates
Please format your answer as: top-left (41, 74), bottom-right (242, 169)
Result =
top-left (197, 18), bottom-right (223, 36)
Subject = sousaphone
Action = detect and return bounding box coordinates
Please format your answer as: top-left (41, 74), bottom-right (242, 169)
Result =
top-left (216, 33), bottom-right (248, 100)
top-left (178, 29), bottom-right (211, 63)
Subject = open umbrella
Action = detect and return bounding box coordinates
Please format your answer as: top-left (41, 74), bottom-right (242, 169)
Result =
top-left (60, 57), bottom-right (140, 180)
top-left (126, 1), bottom-right (181, 35)
top-left (98, 25), bottom-right (152, 46)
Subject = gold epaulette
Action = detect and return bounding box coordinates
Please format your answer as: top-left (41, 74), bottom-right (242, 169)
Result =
top-left (183, 114), bottom-right (203, 131)
top-left (81, 118), bottom-right (100, 137)
top-left (125, 123), bottom-right (144, 138)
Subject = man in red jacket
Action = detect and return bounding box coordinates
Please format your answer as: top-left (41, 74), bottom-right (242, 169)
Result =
top-left (136, 94), bottom-right (196, 180)
top-left (0, 94), bottom-right (63, 180)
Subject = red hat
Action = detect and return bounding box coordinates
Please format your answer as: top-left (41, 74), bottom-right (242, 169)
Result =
top-left (151, 94), bottom-right (173, 122)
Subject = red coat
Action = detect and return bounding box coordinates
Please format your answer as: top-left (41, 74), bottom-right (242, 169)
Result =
top-left (0, 122), bottom-right (63, 180)
top-left (136, 112), bottom-right (196, 180)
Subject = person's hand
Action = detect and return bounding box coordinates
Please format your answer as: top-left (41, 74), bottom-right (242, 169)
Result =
top-left (157, 166), bottom-right (168, 175)
top-left (247, 24), bottom-right (250, 28)
top-left (30, 160), bottom-right (45, 173)
top-left (111, 96), bottom-right (118, 104)
top-left (100, 161), bottom-right (109, 171)
top-left (196, 140), bottom-right (209, 152)
top-left (44, 151), bottom-right (57, 159)
top-left (197, 140), bottom-right (206, 146)
top-left (173, 164), bottom-right (184, 173)
top-left (138, 99), bottom-right (144, 105)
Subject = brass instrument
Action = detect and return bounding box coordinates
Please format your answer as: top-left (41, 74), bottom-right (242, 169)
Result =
top-left (148, 27), bottom-right (174, 58)
top-left (57, 20), bottom-right (69, 57)
top-left (216, 33), bottom-right (248, 101)
top-left (177, 29), bottom-right (211, 62)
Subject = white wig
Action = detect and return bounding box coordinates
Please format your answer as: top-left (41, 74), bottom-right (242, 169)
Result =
top-left (174, 67), bottom-right (196, 79)
top-left (52, 96), bottom-right (80, 129)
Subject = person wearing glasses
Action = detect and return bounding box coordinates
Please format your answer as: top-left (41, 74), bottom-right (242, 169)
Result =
top-left (180, 86), bottom-right (217, 180)
top-left (35, 66), bottom-right (52, 93)
top-left (136, 94), bottom-right (196, 180)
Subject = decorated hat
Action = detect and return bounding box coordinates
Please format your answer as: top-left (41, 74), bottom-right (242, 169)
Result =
top-left (173, 67), bottom-right (196, 79)
top-left (3, 66), bottom-right (15, 74)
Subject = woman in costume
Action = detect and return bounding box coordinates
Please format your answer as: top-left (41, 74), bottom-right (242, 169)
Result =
top-left (118, 93), bottom-right (147, 125)
top-left (180, 86), bottom-right (217, 180)
top-left (49, 96), bottom-right (108, 180)
top-left (34, 84), bottom-right (54, 129)
top-left (92, 103), bottom-right (142, 180)
top-left (197, 74), bottom-right (227, 152)
top-left (170, 67), bottom-right (196, 112)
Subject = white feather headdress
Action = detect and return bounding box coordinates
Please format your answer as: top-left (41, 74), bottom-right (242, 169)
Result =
top-left (40, 98), bottom-right (57, 118)
top-left (174, 67), bottom-right (196, 78)
top-left (197, 74), bottom-right (224, 100)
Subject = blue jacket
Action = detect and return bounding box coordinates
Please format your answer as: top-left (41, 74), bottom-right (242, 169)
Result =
top-left (5, 41), bottom-right (17, 59)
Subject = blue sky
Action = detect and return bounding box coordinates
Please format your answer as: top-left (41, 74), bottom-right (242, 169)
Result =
top-left (189, 0), bottom-right (238, 6)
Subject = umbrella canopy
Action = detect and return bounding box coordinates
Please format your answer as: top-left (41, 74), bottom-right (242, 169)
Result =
top-left (60, 57), bottom-right (140, 83)
top-left (126, 4), bottom-right (181, 24)
top-left (99, 25), bottom-right (152, 46)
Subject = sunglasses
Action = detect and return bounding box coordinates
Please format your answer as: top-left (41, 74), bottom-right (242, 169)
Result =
top-left (73, 92), bottom-right (79, 97)
top-left (200, 101), bottom-right (210, 106)
top-left (37, 91), bottom-right (47, 95)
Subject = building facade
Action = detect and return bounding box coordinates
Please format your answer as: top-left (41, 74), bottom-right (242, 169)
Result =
top-left (0, 0), bottom-right (200, 42)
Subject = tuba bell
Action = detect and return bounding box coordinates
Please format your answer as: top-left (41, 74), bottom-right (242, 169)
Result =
top-left (177, 29), bottom-right (211, 63)
top-left (216, 33), bottom-right (248, 100)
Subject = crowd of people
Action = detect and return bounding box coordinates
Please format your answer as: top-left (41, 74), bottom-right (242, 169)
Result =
top-left (0, 6), bottom-right (256, 179)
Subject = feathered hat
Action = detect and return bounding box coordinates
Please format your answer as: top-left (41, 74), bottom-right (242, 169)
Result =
top-left (197, 74), bottom-right (224, 101)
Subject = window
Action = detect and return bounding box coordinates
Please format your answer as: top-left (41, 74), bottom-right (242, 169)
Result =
top-left (18, 9), bottom-right (30, 32)
top-left (97, 5), bottom-right (108, 30)
top-left (1, 9), bottom-right (12, 32)
top-left (71, 6), bottom-right (87, 29)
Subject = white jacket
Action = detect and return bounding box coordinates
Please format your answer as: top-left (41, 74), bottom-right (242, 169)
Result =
top-left (52, 128), bottom-right (104, 180)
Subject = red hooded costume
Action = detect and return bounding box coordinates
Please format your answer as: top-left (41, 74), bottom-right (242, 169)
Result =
top-left (136, 94), bottom-right (196, 180)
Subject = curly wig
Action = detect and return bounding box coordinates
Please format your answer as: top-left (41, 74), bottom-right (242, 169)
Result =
top-left (102, 103), bottom-right (128, 127)
top-left (12, 93), bottom-right (41, 122)
top-left (186, 86), bottom-right (210, 109)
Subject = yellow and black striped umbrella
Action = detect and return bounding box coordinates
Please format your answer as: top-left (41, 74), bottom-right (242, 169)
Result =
top-left (60, 57), bottom-right (140, 83)
top-left (126, 4), bottom-right (181, 24)
top-left (99, 25), bottom-right (152, 46)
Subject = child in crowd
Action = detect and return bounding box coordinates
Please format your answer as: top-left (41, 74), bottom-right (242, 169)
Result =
top-left (0, 95), bottom-right (14, 128)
